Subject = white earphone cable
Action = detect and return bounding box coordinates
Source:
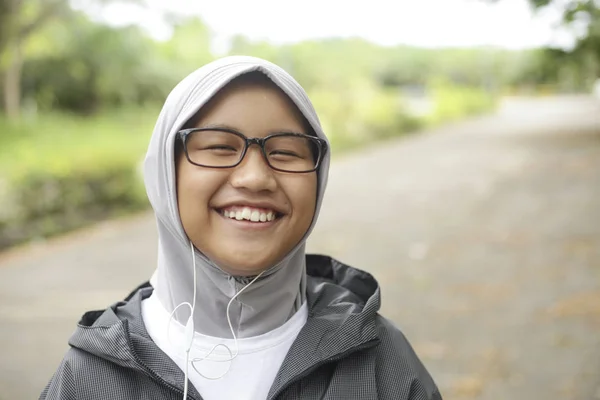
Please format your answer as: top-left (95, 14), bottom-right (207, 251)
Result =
top-left (168, 241), bottom-right (265, 399)
top-left (189, 268), bottom-right (265, 379)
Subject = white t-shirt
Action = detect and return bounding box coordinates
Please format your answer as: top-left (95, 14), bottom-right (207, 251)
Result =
top-left (141, 293), bottom-right (308, 400)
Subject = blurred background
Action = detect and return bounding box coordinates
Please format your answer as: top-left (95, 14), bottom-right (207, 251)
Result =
top-left (0, 0), bottom-right (599, 399)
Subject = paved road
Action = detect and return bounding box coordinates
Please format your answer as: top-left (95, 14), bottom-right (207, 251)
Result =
top-left (1, 96), bottom-right (599, 400)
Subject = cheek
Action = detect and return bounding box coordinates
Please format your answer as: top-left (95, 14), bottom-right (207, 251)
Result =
top-left (288, 175), bottom-right (318, 225)
top-left (176, 164), bottom-right (197, 235)
top-left (176, 162), bottom-right (197, 209)
top-left (176, 162), bottom-right (219, 225)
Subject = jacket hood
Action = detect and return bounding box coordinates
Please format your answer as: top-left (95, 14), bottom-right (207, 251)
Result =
top-left (69, 256), bottom-right (380, 395)
top-left (143, 55), bottom-right (331, 338)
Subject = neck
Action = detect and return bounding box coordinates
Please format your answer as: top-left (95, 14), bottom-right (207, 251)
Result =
top-left (153, 221), bottom-right (307, 338)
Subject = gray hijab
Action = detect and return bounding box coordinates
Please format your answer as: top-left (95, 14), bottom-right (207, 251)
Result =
top-left (143, 56), bottom-right (330, 338)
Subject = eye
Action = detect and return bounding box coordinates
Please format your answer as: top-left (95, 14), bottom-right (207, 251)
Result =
top-left (205, 145), bottom-right (237, 151)
top-left (185, 130), bottom-right (243, 153)
top-left (270, 150), bottom-right (302, 158)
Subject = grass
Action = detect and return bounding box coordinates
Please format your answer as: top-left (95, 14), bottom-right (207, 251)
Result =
top-left (0, 107), bottom-right (159, 180)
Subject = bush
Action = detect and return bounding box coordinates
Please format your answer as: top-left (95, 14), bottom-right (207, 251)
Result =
top-left (0, 160), bottom-right (148, 249)
top-left (309, 81), bottom-right (423, 151)
top-left (0, 109), bottom-right (156, 250)
top-left (427, 78), bottom-right (497, 125)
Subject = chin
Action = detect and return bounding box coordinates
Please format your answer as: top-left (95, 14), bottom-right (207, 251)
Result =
top-left (219, 255), bottom-right (276, 277)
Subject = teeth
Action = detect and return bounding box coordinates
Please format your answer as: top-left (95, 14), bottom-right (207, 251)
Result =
top-left (223, 207), bottom-right (277, 223)
top-left (241, 208), bottom-right (252, 220)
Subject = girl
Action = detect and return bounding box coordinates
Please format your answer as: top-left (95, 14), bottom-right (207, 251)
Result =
top-left (41, 56), bottom-right (442, 400)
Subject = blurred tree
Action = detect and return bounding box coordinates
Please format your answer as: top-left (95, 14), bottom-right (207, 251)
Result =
top-left (490, 0), bottom-right (599, 89)
top-left (0, 0), bottom-right (148, 120)
top-left (0, 0), bottom-right (15, 51)
top-left (156, 16), bottom-right (213, 78)
top-left (23, 19), bottom-right (146, 113)
top-left (18, 14), bottom-right (212, 114)
top-left (0, 0), bottom-right (68, 120)
top-left (534, 0), bottom-right (599, 75)
top-left (0, 0), bottom-right (544, 119)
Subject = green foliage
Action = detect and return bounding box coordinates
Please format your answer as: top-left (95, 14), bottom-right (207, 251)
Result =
top-left (0, 4), bottom-right (504, 249)
top-left (309, 82), bottom-right (423, 150)
top-left (0, 157), bottom-right (148, 249)
top-left (20, 13), bottom-right (181, 113)
top-left (428, 78), bottom-right (497, 124)
top-left (526, 0), bottom-right (599, 91)
top-left (0, 107), bottom-right (157, 172)
top-left (0, 108), bottom-right (156, 249)
top-left (1, 0), bottom-right (597, 250)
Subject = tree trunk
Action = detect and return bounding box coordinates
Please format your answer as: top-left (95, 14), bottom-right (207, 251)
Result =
top-left (4, 40), bottom-right (23, 120)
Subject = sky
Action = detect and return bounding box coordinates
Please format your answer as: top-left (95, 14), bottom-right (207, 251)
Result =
top-left (76, 0), bottom-right (580, 52)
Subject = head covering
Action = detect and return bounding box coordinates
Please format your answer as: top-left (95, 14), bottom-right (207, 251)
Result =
top-left (143, 56), bottom-right (330, 338)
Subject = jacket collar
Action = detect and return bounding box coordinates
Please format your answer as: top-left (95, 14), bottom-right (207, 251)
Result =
top-left (268, 255), bottom-right (381, 398)
top-left (69, 255), bottom-right (381, 398)
top-left (72, 286), bottom-right (203, 399)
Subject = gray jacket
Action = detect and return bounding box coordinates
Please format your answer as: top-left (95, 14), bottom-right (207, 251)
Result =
top-left (40, 255), bottom-right (442, 400)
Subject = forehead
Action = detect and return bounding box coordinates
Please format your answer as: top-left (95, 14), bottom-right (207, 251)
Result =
top-left (191, 77), bottom-right (308, 137)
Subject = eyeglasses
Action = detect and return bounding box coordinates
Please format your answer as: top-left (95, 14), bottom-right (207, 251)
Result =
top-left (177, 127), bottom-right (328, 173)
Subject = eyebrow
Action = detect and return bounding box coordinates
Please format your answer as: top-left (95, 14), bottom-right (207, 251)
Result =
top-left (197, 123), bottom-right (239, 131)
top-left (196, 123), bottom-right (306, 136)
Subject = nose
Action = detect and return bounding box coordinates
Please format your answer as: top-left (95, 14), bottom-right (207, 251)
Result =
top-left (229, 146), bottom-right (277, 192)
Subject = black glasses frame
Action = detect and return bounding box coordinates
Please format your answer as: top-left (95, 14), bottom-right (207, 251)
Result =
top-left (177, 127), bottom-right (328, 173)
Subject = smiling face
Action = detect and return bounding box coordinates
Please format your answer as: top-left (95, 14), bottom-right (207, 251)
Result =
top-left (175, 74), bottom-right (318, 276)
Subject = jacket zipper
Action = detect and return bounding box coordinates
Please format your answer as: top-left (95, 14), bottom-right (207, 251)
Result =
top-left (267, 338), bottom-right (379, 400)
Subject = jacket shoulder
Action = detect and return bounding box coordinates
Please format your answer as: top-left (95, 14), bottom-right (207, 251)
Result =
top-left (373, 316), bottom-right (443, 400)
top-left (40, 348), bottom-right (85, 400)
top-left (40, 346), bottom-right (180, 400)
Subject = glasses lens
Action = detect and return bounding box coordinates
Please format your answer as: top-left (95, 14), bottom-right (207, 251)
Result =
top-left (185, 130), bottom-right (244, 167)
top-left (264, 135), bottom-right (320, 172)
